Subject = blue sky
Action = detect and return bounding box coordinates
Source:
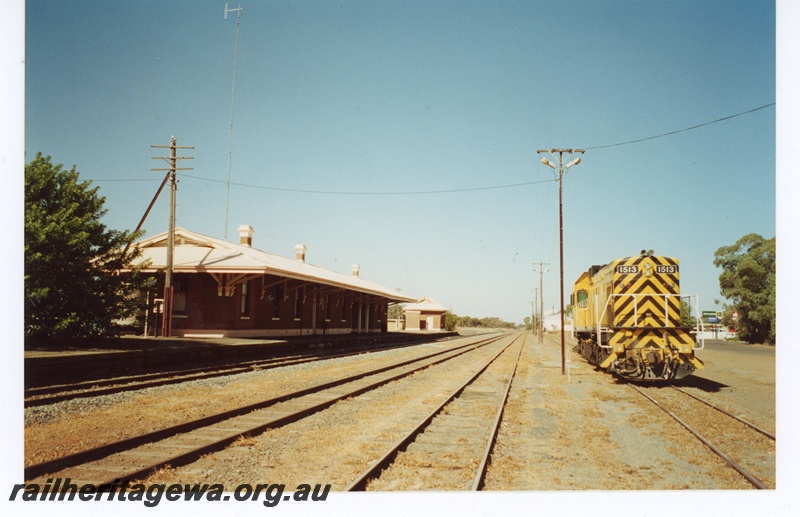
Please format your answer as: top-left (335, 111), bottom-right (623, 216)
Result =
top-left (23, 0), bottom-right (777, 324)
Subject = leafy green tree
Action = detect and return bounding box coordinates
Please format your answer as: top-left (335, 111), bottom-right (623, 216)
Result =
top-left (479, 316), bottom-right (515, 329)
top-left (680, 299), bottom-right (697, 327)
top-left (25, 153), bottom-right (146, 343)
top-left (444, 311), bottom-right (459, 331)
top-left (713, 233), bottom-right (775, 345)
top-left (388, 303), bottom-right (404, 320)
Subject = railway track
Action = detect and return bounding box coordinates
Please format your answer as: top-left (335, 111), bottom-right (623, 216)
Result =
top-left (630, 384), bottom-right (775, 489)
top-left (25, 335), bottom-right (464, 408)
top-left (25, 332), bottom-right (508, 485)
top-left (346, 332), bottom-right (525, 491)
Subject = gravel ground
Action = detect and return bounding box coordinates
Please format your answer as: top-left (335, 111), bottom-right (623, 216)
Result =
top-left (141, 334), bottom-right (519, 489)
top-left (24, 336), bottom-right (489, 466)
top-left (25, 331), bottom-right (776, 492)
top-left (485, 334), bottom-right (775, 490)
top-left (681, 340), bottom-right (775, 433)
top-left (365, 335), bottom-right (524, 491)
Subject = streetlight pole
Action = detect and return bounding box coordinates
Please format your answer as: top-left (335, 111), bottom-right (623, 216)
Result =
top-left (537, 148), bottom-right (584, 375)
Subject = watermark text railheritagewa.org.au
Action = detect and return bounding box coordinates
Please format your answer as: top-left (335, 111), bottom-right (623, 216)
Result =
top-left (9, 478), bottom-right (331, 507)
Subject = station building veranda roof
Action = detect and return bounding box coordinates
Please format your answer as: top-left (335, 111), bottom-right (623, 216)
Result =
top-left (122, 227), bottom-right (417, 304)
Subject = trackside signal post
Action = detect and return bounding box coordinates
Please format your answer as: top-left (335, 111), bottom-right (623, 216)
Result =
top-left (537, 148), bottom-right (585, 375)
top-left (152, 136), bottom-right (194, 337)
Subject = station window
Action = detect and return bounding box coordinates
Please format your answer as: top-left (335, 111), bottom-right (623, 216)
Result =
top-left (240, 281), bottom-right (250, 316)
top-left (172, 279), bottom-right (186, 313)
top-left (272, 285), bottom-right (282, 318)
top-left (294, 286), bottom-right (303, 319)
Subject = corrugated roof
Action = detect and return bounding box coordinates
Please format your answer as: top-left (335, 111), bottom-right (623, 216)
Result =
top-left (126, 228), bottom-right (416, 303)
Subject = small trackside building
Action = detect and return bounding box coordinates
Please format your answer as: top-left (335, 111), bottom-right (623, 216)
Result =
top-left (403, 297), bottom-right (447, 332)
top-left (124, 226), bottom-right (416, 338)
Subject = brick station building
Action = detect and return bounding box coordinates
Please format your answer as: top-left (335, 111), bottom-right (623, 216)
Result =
top-left (403, 296), bottom-right (448, 332)
top-left (125, 225), bottom-right (416, 338)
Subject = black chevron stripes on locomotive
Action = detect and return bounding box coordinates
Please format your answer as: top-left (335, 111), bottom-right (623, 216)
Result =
top-left (615, 277), bottom-right (674, 295)
top-left (614, 295), bottom-right (681, 326)
top-left (611, 327), bottom-right (693, 348)
top-left (612, 278), bottom-right (679, 311)
top-left (612, 279), bottom-right (682, 328)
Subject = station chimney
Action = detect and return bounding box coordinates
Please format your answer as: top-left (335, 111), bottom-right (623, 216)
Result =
top-left (294, 244), bottom-right (307, 262)
top-left (238, 224), bottom-right (255, 247)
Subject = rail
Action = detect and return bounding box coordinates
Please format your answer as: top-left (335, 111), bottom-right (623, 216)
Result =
top-left (632, 385), bottom-right (767, 489)
top-left (345, 333), bottom-right (524, 491)
top-left (25, 333), bottom-right (506, 483)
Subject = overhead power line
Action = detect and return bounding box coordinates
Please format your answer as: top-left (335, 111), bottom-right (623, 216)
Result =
top-left (182, 173), bottom-right (556, 195)
top-left (584, 102), bottom-right (775, 150)
top-left (88, 178), bottom-right (155, 182)
top-left (88, 102), bottom-right (773, 194)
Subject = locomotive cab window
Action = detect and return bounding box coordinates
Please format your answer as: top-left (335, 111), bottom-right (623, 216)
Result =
top-left (576, 290), bottom-right (588, 307)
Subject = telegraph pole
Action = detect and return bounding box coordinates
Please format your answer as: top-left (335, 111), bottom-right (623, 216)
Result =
top-left (537, 148), bottom-right (584, 374)
top-left (152, 136), bottom-right (194, 337)
top-left (532, 262), bottom-right (549, 343)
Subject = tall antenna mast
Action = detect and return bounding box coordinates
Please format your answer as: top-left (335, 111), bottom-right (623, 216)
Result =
top-left (224, 3), bottom-right (243, 240)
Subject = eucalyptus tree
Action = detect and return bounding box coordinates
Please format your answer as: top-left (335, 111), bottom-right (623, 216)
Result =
top-left (713, 233), bottom-right (775, 345)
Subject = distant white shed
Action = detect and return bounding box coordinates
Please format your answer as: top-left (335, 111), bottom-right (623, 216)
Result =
top-left (543, 308), bottom-right (573, 332)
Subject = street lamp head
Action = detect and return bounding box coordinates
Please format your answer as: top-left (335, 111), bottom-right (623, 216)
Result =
top-left (565, 157), bottom-right (581, 168)
top-left (541, 157), bottom-right (555, 169)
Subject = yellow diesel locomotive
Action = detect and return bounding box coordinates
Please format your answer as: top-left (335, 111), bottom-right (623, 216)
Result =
top-left (571, 251), bottom-right (704, 380)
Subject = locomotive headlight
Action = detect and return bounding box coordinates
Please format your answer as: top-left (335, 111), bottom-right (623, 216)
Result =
top-left (644, 263), bottom-right (652, 277)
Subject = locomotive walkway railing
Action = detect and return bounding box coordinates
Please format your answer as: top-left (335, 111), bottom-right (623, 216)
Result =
top-left (575, 293), bottom-right (704, 350)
